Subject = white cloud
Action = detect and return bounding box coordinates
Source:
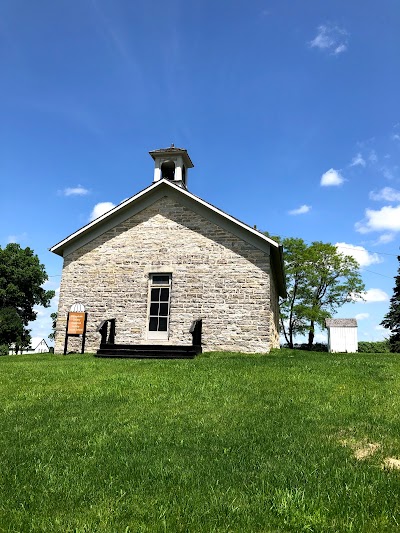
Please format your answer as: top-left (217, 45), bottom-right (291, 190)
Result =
top-left (320, 168), bottom-right (344, 186)
top-left (355, 205), bottom-right (400, 233)
top-left (360, 324), bottom-right (388, 341)
top-left (376, 233), bottom-right (395, 244)
top-left (89, 201), bottom-right (116, 221)
top-left (350, 153), bottom-right (366, 167)
top-left (392, 134), bottom-right (400, 142)
top-left (335, 242), bottom-right (382, 267)
top-left (369, 187), bottom-right (400, 202)
top-left (381, 167), bottom-right (394, 180)
top-left (53, 286), bottom-right (60, 306)
top-left (61, 185), bottom-right (90, 196)
top-left (369, 150), bottom-right (378, 163)
top-left (355, 313), bottom-right (369, 320)
top-left (352, 288), bottom-right (389, 303)
top-left (310, 26), bottom-right (335, 50)
top-left (7, 232), bottom-right (28, 244)
top-left (309, 25), bottom-right (348, 55)
top-left (288, 204), bottom-right (311, 215)
top-left (333, 44), bottom-right (347, 55)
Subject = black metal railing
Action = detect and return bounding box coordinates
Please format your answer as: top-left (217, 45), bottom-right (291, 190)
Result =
top-left (97, 318), bottom-right (116, 345)
top-left (189, 319), bottom-right (202, 347)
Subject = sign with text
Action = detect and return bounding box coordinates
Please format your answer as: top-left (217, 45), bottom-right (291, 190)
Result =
top-left (67, 312), bottom-right (86, 335)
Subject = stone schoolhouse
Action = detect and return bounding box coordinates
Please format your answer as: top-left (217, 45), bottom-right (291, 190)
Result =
top-left (51, 147), bottom-right (286, 355)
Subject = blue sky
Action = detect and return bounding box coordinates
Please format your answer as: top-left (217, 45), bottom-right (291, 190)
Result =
top-left (1, 0), bottom-right (399, 347)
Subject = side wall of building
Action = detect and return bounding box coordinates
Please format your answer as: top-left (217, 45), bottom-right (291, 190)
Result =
top-left (269, 270), bottom-right (280, 349)
top-left (55, 196), bottom-right (276, 354)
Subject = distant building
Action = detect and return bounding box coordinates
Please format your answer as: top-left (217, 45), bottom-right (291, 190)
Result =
top-left (50, 146), bottom-right (286, 355)
top-left (33, 339), bottom-right (50, 353)
top-left (325, 319), bottom-right (358, 353)
top-left (9, 338), bottom-right (49, 355)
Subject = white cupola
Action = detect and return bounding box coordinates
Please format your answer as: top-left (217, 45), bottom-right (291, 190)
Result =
top-left (149, 144), bottom-right (194, 189)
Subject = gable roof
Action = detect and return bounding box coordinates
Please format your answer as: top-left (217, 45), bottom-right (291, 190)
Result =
top-left (35, 339), bottom-right (49, 349)
top-left (325, 318), bottom-right (357, 328)
top-left (50, 179), bottom-right (286, 296)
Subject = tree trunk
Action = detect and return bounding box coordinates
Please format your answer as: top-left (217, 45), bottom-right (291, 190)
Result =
top-left (307, 321), bottom-right (315, 350)
top-left (280, 317), bottom-right (292, 348)
top-left (289, 327), bottom-right (294, 349)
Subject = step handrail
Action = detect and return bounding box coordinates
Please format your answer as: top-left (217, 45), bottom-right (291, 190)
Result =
top-left (97, 318), bottom-right (116, 344)
top-left (189, 319), bottom-right (202, 347)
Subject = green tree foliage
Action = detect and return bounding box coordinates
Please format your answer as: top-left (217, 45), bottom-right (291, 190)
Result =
top-left (0, 344), bottom-right (8, 356)
top-left (48, 312), bottom-right (57, 342)
top-left (273, 236), bottom-right (365, 349)
top-left (381, 255), bottom-right (400, 353)
top-left (0, 243), bottom-right (55, 348)
top-left (0, 307), bottom-right (24, 346)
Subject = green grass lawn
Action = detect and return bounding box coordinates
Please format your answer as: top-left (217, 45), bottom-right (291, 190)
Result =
top-left (1, 350), bottom-right (400, 532)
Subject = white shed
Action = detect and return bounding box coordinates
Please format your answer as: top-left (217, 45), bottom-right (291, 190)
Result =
top-left (325, 318), bottom-right (358, 353)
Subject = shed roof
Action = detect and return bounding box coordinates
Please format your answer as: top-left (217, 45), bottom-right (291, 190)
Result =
top-left (325, 318), bottom-right (357, 328)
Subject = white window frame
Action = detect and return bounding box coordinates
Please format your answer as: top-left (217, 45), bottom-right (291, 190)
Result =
top-left (147, 273), bottom-right (172, 340)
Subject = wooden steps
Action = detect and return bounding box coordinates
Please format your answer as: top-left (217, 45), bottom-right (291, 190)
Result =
top-left (95, 343), bottom-right (201, 359)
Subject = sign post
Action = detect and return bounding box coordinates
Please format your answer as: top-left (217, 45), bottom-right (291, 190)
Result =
top-left (63, 310), bottom-right (88, 355)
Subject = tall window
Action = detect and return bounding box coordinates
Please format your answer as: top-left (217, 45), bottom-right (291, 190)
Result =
top-left (147, 274), bottom-right (172, 340)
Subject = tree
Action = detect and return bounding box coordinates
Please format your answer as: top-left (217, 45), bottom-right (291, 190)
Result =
top-left (381, 255), bottom-right (400, 353)
top-left (277, 238), bottom-right (365, 348)
top-left (277, 237), bottom-right (311, 348)
top-left (0, 243), bottom-right (55, 347)
top-left (301, 242), bottom-right (365, 348)
top-left (48, 312), bottom-right (57, 342)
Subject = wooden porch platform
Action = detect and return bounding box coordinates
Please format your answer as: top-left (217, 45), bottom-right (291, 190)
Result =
top-left (95, 343), bottom-right (202, 359)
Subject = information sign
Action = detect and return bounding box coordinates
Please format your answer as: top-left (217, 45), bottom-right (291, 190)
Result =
top-left (67, 312), bottom-right (86, 335)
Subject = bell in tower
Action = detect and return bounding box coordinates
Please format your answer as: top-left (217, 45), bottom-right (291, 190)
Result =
top-left (149, 144), bottom-right (194, 189)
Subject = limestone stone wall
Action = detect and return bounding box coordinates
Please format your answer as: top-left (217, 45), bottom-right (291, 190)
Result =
top-left (269, 270), bottom-right (280, 349)
top-left (55, 196), bottom-right (279, 354)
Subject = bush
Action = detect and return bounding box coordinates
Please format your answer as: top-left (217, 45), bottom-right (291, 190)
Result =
top-left (357, 340), bottom-right (390, 353)
top-left (299, 342), bottom-right (328, 352)
top-left (0, 344), bottom-right (9, 356)
top-left (280, 343), bottom-right (328, 352)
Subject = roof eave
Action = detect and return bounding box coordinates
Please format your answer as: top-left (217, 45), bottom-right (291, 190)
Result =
top-left (149, 148), bottom-right (194, 168)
